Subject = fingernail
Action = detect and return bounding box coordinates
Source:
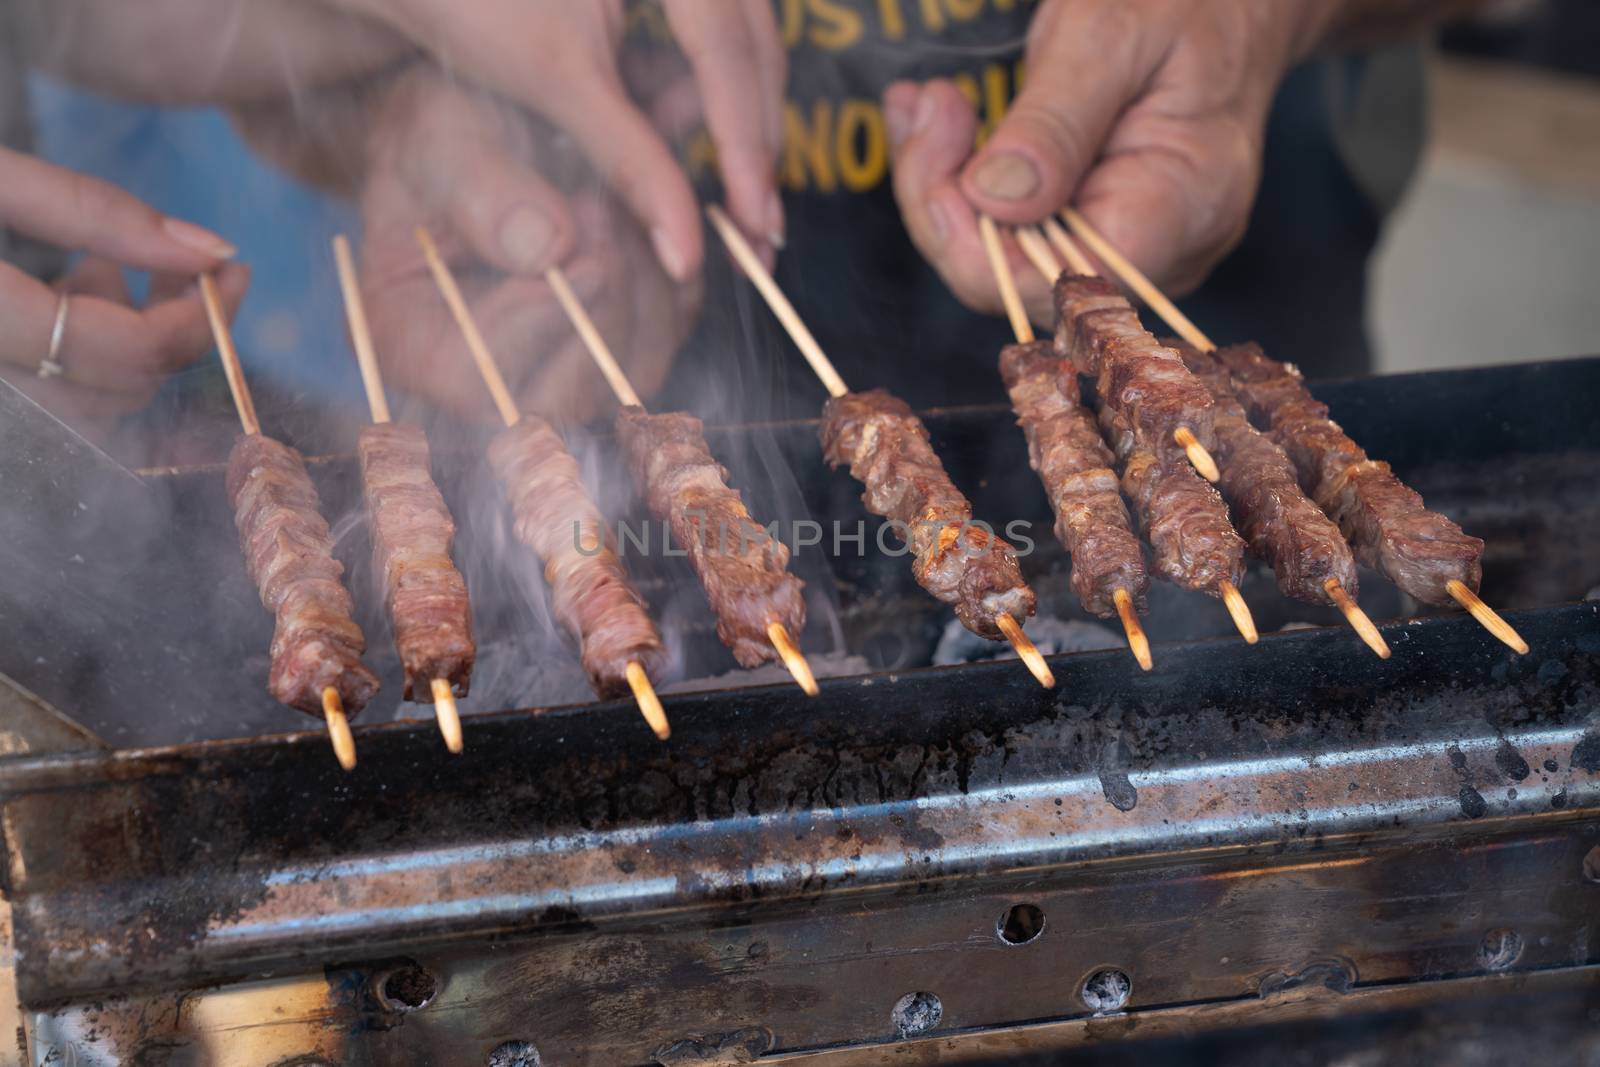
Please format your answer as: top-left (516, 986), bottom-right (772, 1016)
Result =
top-left (765, 190), bottom-right (785, 251)
top-left (650, 226), bottom-right (689, 281)
top-left (163, 217), bottom-right (236, 259)
top-left (971, 152), bottom-right (1040, 201)
top-left (912, 90), bottom-right (938, 137)
top-left (927, 200), bottom-right (950, 249)
top-left (500, 204), bottom-right (555, 271)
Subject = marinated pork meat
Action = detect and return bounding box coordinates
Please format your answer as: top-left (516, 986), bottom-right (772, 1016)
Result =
top-left (613, 407), bottom-right (805, 668)
top-left (1172, 343), bottom-right (1359, 603)
top-left (358, 423), bottom-right (474, 701)
top-left (820, 389), bottom-right (1035, 639)
top-left (489, 417), bottom-right (666, 696)
top-left (1052, 273), bottom-right (1216, 466)
top-left (999, 340), bottom-right (1148, 616)
top-left (1214, 342), bottom-right (1483, 605)
top-left (226, 432), bottom-right (379, 716)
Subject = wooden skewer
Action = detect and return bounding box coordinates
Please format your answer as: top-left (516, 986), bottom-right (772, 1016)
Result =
top-left (1324, 578), bottom-right (1391, 659)
top-left (414, 227), bottom-right (521, 429)
top-left (199, 272), bottom-right (260, 436)
top-left (545, 266), bottom-right (641, 408)
top-left (430, 678), bottom-right (464, 753)
top-left (331, 235), bottom-right (390, 423)
top-left (1042, 217), bottom-right (1097, 276)
top-left (1039, 220), bottom-right (1219, 482)
top-left (1061, 208), bottom-right (1215, 352)
top-left (322, 688), bottom-right (357, 771)
top-left (626, 662), bottom-right (670, 740)
top-left (996, 613), bottom-right (1056, 689)
top-left (1173, 427), bottom-right (1221, 482)
top-left (335, 234), bottom-right (465, 754)
top-left (706, 204), bottom-right (849, 399)
top-left (1218, 579), bottom-right (1258, 644)
top-left (415, 228), bottom-right (673, 734)
top-left (540, 259), bottom-right (821, 698)
top-left (768, 621), bottom-right (820, 696)
top-left (713, 205), bottom-right (1047, 687)
top-left (1447, 579), bottom-right (1528, 655)
top-left (1113, 589), bottom-right (1153, 671)
top-left (201, 270), bottom-right (357, 769)
top-left (976, 215), bottom-right (1034, 344)
top-left (1014, 226), bottom-right (1063, 288)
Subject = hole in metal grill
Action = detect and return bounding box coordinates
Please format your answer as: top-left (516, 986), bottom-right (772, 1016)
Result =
top-left (891, 991), bottom-right (943, 1037)
top-left (996, 902), bottom-right (1046, 945)
top-left (487, 1040), bottom-right (542, 1067)
top-left (1081, 968), bottom-right (1131, 1014)
top-left (1479, 928), bottom-right (1525, 971)
top-left (378, 963), bottom-right (437, 1011)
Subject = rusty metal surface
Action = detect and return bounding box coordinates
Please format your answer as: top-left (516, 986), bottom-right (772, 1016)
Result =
top-left (2, 602), bottom-right (1598, 1062)
top-left (1, 359), bottom-right (1598, 1063)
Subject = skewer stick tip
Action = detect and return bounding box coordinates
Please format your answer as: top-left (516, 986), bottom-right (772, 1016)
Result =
top-left (1219, 580), bottom-right (1259, 644)
top-left (1113, 588), bottom-right (1154, 671)
top-left (626, 660), bottom-right (671, 740)
top-left (1324, 579), bottom-right (1391, 659)
top-left (321, 687), bottom-right (357, 771)
top-left (997, 613), bottom-right (1055, 689)
top-left (1174, 428), bottom-right (1220, 482)
top-left (430, 677), bottom-right (464, 754)
top-left (767, 621), bottom-right (820, 697)
top-left (1447, 579), bottom-right (1528, 655)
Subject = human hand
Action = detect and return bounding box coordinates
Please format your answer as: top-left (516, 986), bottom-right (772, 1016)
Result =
top-left (357, 70), bottom-right (700, 423)
top-left (0, 148), bottom-right (248, 436)
top-left (888, 0), bottom-right (1340, 315)
top-left (335, 0), bottom-right (785, 280)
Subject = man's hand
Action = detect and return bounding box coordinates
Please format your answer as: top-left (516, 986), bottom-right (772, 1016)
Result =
top-left (357, 70), bottom-right (699, 422)
top-left (889, 0), bottom-right (1343, 315)
top-left (336, 0), bottom-right (785, 282)
top-left (0, 148), bottom-right (248, 436)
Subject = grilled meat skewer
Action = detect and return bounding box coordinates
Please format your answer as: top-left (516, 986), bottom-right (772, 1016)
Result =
top-left (820, 389), bottom-right (1036, 640)
top-left (999, 340), bottom-right (1149, 617)
top-left (614, 407), bottom-right (806, 668)
top-left (489, 416), bottom-right (667, 696)
top-left (1171, 342), bottom-right (1360, 604)
top-left (1213, 342), bottom-right (1483, 605)
top-left (357, 423), bottom-right (475, 701)
top-left (1093, 388), bottom-right (1246, 598)
top-left (226, 433), bottom-right (380, 716)
top-left (1052, 273), bottom-right (1217, 468)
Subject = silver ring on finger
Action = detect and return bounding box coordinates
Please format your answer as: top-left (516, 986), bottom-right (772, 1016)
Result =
top-left (36, 293), bottom-right (69, 379)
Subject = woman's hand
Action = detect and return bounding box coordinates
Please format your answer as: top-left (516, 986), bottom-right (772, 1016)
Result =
top-left (0, 148), bottom-right (247, 436)
top-left (356, 70), bottom-right (699, 423)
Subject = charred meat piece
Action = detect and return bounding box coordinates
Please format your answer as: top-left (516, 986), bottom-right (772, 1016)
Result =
top-left (357, 423), bottom-right (475, 701)
top-left (226, 433), bottom-right (379, 716)
top-left (1214, 342), bottom-right (1483, 605)
top-left (1172, 343), bottom-right (1359, 604)
top-left (820, 389), bottom-right (1035, 639)
top-left (1000, 340), bottom-right (1148, 617)
top-left (489, 417), bottom-right (666, 696)
top-left (1095, 393), bottom-right (1245, 597)
top-left (614, 407), bottom-right (805, 669)
top-left (1052, 273), bottom-right (1216, 466)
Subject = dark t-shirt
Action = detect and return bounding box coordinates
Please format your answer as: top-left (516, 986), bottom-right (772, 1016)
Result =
top-left (650, 1), bottom-right (1417, 419)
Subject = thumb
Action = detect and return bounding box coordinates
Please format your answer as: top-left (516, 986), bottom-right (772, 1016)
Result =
top-left (959, 2), bottom-right (1157, 222)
